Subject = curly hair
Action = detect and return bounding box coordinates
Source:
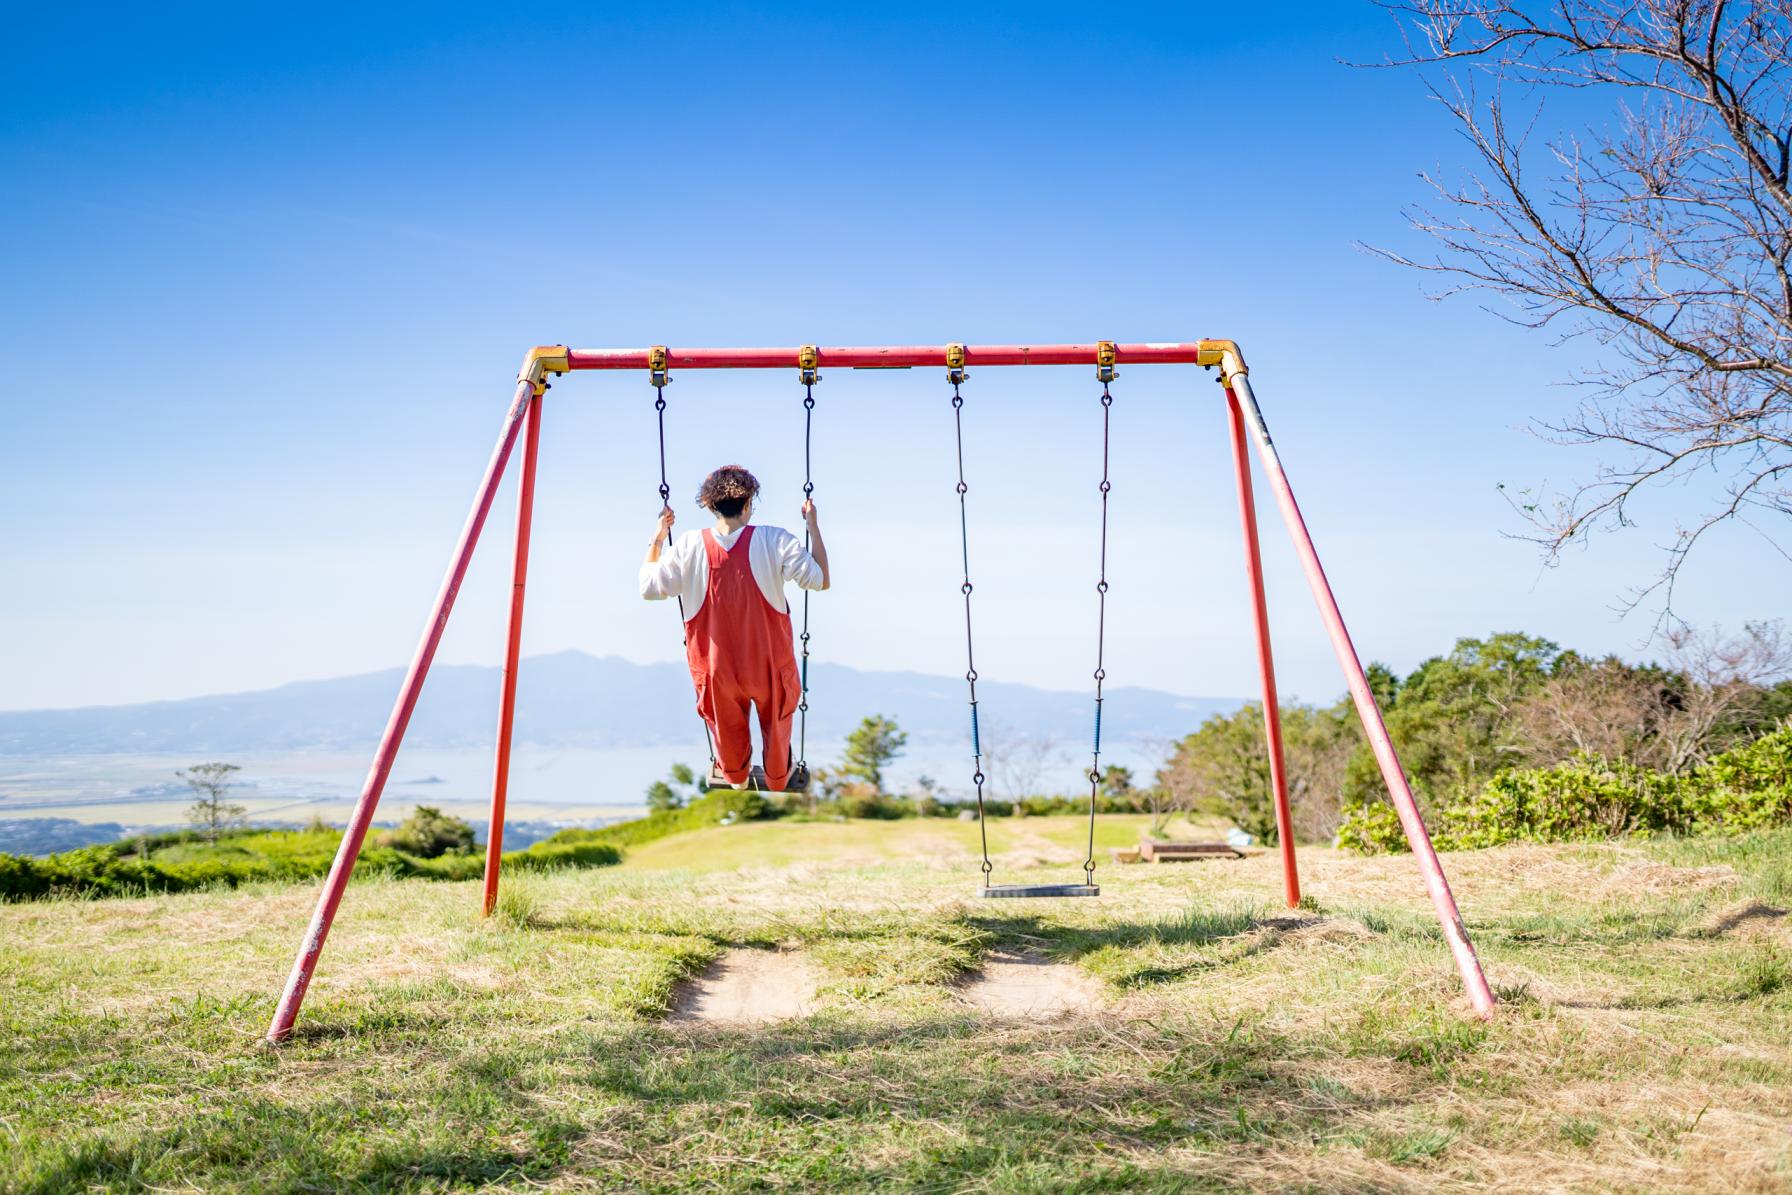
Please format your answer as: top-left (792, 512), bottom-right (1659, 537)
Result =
top-left (696, 465), bottom-right (760, 518)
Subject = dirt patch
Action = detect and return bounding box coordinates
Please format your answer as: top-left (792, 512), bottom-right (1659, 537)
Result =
top-left (1598, 860), bottom-right (1739, 896)
top-left (668, 949), bottom-right (816, 1025)
top-left (1698, 901), bottom-right (1787, 938)
top-left (958, 950), bottom-right (1104, 1018)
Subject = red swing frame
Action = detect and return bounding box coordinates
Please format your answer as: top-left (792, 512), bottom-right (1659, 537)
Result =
top-left (264, 340), bottom-right (1497, 1043)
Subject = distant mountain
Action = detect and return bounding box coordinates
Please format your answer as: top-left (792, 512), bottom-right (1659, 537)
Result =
top-left (0, 651), bottom-right (1241, 757)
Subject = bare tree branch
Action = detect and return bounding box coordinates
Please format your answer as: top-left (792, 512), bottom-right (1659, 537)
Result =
top-left (1367, 1), bottom-right (1792, 622)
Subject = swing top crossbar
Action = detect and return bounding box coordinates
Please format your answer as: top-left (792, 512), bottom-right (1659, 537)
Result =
top-left (545, 340), bottom-right (1244, 373)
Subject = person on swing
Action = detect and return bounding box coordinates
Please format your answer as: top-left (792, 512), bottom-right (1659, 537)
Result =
top-left (640, 465), bottom-right (829, 792)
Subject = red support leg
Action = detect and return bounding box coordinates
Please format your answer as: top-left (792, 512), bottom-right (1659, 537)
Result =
top-left (483, 387), bottom-right (543, 916)
top-left (1225, 387), bottom-right (1300, 909)
top-left (1227, 373), bottom-right (1497, 1016)
top-left (266, 376), bottom-right (539, 1043)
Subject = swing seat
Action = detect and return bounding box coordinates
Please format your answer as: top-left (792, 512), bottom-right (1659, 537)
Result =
top-left (978, 883), bottom-right (1100, 899)
top-left (706, 764), bottom-right (811, 796)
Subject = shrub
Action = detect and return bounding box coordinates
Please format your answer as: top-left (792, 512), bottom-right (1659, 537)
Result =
top-left (836, 789), bottom-right (909, 820)
top-left (1334, 798), bottom-right (1407, 854)
top-left (1338, 725), bottom-right (1792, 853)
top-left (377, 806), bottom-right (475, 858)
top-left (0, 852), bottom-right (53, 899)
top-left (0, 817), bottom-right (618, 903)
top-left (1689, 724), bottom-right (1792, 831)
top-left (502, 841), bottom-right (622, 871)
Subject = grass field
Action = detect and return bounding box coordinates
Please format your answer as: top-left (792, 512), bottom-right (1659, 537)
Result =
top-left (3, 815), bottom-right (1789, 1192)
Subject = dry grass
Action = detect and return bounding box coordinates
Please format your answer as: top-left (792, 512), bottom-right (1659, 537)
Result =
top-left (1, 817), bottom-right (1789, 1192)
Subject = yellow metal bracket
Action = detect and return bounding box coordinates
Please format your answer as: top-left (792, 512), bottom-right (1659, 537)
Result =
top-left (1195, 338), bottom-right (1247, 382)
top-left (798, 344), bottom-right (820, 387)
top-left (946, 342), bottom-right (967, 386)
top-left (518, 345), bottom-right (570, 396)
top-left (648, 345), bottom-right (671, 390)
top-left (1096, 340), bottom-right (1118, 385)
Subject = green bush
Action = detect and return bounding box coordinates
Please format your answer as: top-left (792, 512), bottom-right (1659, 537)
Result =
top-left (376, 806), bottom-right (476, 858)
top-left (0, 853), bottom-right (51, 899)
top-left (1334, 798), bottom-right (1407, 854)
top-left (549, 786), bottom-right (779, 852)
top-left (1339, 725), bottom-right (1792, 853)
top-left (0, 817), bottom-right (621, 902)
top-left (836, 791), bottom-right (909, 819)
top-left (1690, 725), bottom-right (1792, 831)
top-left (502, 841), bottom-right (622, 872)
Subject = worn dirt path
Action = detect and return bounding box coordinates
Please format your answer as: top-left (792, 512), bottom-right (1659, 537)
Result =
top-left (668, 948), bottom-right (817, 1025)
top-left (957, 949), bottom-right (1104, 1018)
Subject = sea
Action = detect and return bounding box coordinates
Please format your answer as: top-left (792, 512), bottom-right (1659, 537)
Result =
top-left (0, 738), bottom-right (1161, 855)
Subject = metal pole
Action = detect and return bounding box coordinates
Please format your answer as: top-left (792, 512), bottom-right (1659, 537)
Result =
top-left (565, 342), bottom-right (1228, 371)
top-left (266, 375), bottom-right (538, 1043)
top-left (1224, 386), bottom-right (1300, 909)
top-left (1227, 370), bottom-right (1497, 1017)
top-left (482, 386), bottom-right (543, 916)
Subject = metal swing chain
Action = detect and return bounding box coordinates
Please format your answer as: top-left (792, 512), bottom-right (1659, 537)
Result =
top-left (1085, 368), bottom-right (1116, 888)
top-left (796, 356), bottom-right (819, 776)
top-left (651, 353), bottom-right (719, 766)
top-left (947, 350), bottom-right (994, 886)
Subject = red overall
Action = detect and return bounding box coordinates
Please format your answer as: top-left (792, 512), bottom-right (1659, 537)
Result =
top-left (685, 526), bottom-right (802, 790)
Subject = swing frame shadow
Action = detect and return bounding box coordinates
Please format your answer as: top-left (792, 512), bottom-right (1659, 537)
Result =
top-left (262, 340), bottom-right (1498, 1044)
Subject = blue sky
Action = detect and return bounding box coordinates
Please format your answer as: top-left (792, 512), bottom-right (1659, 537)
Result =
top-left (0, 1), bottom-right (1780, 713)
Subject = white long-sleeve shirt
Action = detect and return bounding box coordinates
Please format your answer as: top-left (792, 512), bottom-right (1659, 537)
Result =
top-left (640, 524), bottom-right (824, 621)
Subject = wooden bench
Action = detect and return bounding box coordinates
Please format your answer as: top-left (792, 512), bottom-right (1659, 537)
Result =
top-left (1137, 839), bottom-right (1244, 863)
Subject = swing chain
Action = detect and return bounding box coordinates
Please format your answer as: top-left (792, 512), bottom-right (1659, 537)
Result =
top-left (796, 354), bottom-right (820, 775)
top-left (949, 366), bottom-right (993, 882)
top-left (1084, 368), bottom-right (1115, 886)
top-left (649, 357), bottom-right (717, 767)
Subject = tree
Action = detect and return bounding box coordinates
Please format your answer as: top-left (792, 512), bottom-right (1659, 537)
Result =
top-left (1345, 633), bottom-right (1562, 814)
top-left (1159, 709), bottom-right (1277, 842)
top-left (982, 722), bottom-right (1064, 800)
top-left (379, 806), bottom-right (475, 857)
top-left (1660, 620), bottom-right (1792, 768)
top-left (1098, 764), bottom-right (1135, 800)
top-left (1513, 652), bottom-right (1682, 769)
top-left (841, 714), bottom-right (907, 792)
top-left (1159, 702), bottom-right (1360, 845)
top-left (178, 762), bottom-right (244, 845)
top-left (1376, 2), bottom-right (1792, 617)
top-left (645, 762), bottom-right (703, 812)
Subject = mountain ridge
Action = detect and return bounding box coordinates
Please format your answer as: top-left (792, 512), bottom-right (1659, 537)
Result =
top-left (0, 650), bottom-right (1243, 756)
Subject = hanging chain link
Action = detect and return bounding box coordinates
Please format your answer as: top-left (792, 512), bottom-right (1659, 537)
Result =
top-left (652, 362), bottom-right (719, 766)
top-left (796, 375), bottom-right (817, 777)
top-left (1085, 376), bottom-right (1115, 887)
top-left (949, 371), bottom-right (994, 885)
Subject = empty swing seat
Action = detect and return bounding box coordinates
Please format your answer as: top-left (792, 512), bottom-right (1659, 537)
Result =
top-left (979, 882), bottom-right (1100, 899)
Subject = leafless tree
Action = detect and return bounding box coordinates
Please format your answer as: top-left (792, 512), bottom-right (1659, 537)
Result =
top-left (1514, 653), bottom-right (1677, 764)
top-left (1515, 619), bottom-right (1791, 768)
top-left (980, 721), bottom-right (1066, 800)
top-left (1372, 1), bottom-right (1792, 620)
top-left (1660, 618), bottom-right (1792, 765)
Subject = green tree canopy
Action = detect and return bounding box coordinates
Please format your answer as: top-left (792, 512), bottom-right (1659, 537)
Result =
top-left (841, 715), bottom-right (907, 792)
